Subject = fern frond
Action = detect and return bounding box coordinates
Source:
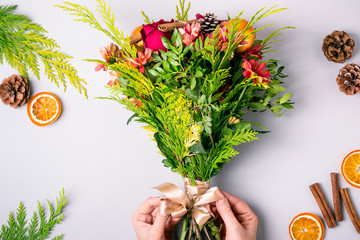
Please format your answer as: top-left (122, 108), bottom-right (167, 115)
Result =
top-left (0, 5), bottom-right (87, 97)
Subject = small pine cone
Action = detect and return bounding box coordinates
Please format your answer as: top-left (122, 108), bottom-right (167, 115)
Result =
top-left (198, 13), bottom-right (220, 35)
top-left (0, 75), bottom-right (30, 108)
top-left (336, 63), bottom-right (360, 95)
top-left (322, 30), bottom-right (355, 63)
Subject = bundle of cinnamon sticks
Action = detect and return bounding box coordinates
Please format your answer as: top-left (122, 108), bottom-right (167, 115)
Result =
top-left (310, 173), bottom-right (360, 234)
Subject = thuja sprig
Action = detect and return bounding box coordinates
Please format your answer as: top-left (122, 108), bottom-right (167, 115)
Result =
top-left (176, 0), bottom-right (190, 21)
top-left (0, 189), bottom-right (67, 240)
top-left (0, 5), bottom-right (87, 97)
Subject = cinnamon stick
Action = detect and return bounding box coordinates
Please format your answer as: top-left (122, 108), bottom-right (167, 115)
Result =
top-left (158, 19), bottom-right (197, 32)
top-left (310, 183), bottom-right (336, 228)
top-left (331, 173), bottom-right (343, 222)
top-left (340, 188), bottom-right (360, 234)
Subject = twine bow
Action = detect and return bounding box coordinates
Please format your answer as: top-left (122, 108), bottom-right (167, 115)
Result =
top-left (154, 178), bottom-right (224, 226)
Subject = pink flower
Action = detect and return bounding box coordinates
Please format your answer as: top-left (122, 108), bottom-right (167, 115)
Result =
top-left (107, 71), bottom-right (120, 86)
top-left (208, 27), bottom-right (230, 51)
top-left (128, 48), bottom-right (153, 74)
top-left (178, 22), bottom-right (201, 46)
top-left (95, 43), bottom-right (121, 71)
top-left (241, 59), bottom-right (272, 85)
top-left (126, 97), bottom-right (143, 108)
top-left (140, 19), bottom-right (174, 51)
top-left (95, 46), bottom-right (110, 71)
top-left (241, 44), bottom-right (263, 59)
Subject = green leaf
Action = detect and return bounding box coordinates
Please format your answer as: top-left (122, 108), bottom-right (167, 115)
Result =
top-left (198, 95), bottom-right (206, 104)
top-left (279, 93), bottom-right (291, 104)
top-left (162, 159), bottom-right (176, 168)
top-left (248, 102), bottom-right (267, 110)
top-left (189, 142), bottom-right (207, 154)
top-left (152, 53), bottom-right (162, 62)
top-left (162, 61), bottom-right (172, 72)
top-left (190, 77), bottom-right (196, 90)
top-left (270, 105), bottom-right (282, 113)
top-left (195, 71), bottom-right (203, 78)
top-left (161, 36), bottom-right (174, 50)
top-left (282, 103), bottom-right (294, 109)
top-left (186, 89), bottom-right (199, 100)
top-left (127, 114), bottom-right (138, 125)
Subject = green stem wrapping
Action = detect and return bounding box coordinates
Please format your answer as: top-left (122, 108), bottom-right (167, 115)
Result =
top-left (180, 215), bottom-right (190, 240)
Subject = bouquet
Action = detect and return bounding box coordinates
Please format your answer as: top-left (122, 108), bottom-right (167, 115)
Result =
top-left (58, 0), bottom-right (294, 239)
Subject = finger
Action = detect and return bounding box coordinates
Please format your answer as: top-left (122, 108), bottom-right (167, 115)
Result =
top-left (222, 191), bottom-right (258, 232)
top-left (153, 213), bottom-right (170, 231)
top-left (216, 197), bottom-right (243, 230)
top-left (135, 197), bottom-right (160, 215)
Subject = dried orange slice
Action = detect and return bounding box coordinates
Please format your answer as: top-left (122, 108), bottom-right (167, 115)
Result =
top-left (289, 213), bottom-right (324, 240)
top-left (27, 92), bottom-right (61, 127)
top-left (341, 150), bottom-right (360, 188)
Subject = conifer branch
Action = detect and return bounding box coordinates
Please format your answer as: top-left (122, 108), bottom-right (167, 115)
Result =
top-left (0, 189), bottom-right (67, 240)
top-left (0, 5), bottom-right (87, 97)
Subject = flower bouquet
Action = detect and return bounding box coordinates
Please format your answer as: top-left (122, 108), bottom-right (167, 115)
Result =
top-left (58, 0), bottom-right (294, 239)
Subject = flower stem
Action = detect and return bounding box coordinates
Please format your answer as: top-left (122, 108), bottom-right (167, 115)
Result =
top-left (203, 226), bottom-right (214, 240)
top-left (180, 215), bottom-right (190, 240)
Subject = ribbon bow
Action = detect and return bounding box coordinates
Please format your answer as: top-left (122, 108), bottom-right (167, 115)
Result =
top-left (154, 178), bottom-right (224, 226)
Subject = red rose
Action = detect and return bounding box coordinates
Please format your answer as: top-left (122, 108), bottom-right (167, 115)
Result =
top-left (140, 19), bottom-right (173, 51)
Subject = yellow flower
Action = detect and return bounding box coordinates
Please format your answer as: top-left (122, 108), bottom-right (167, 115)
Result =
top-left (185, 123), bottom-right (201, 148)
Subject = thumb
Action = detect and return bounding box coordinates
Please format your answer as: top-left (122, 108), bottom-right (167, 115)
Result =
top-left (216, 198), bottom-right (242, 228)
top-left (153, 213), bottom-right (170, 230)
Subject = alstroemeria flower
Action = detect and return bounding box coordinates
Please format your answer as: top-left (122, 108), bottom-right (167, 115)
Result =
top-left (95, 43), bottom-right (120, 71)
top-left (178, 22), bottom-right (201, 46)
top-left (128, 48), bottom-right (153, 74)
top-left (242, 59), bottom-right (272, 85)
top-left (107, 71), bottom-right (120, 86)
top-left (208, 27), bottom-right (229, 51)
top-left (95, 46), bottom-right (110, 71)
top-left (126, 97), bottom-right (143, 108)
top-left (140, 19), bottom-right (174, 51)
top-left (241, 44), bottom-right (263, 59)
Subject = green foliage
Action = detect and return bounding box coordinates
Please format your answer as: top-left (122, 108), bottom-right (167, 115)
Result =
top-left (0, 189), bottom-right (67, 240)
top-left (141, 11), bottom-right (152, 24)
top-left (61, 1), bottom-right (294, 182)
top-left (57, 0), bottom-right (138, 59)
top-left (176, 0), bottom-right (191, 21)
top-left (0, 5), bottom-right (87, 97)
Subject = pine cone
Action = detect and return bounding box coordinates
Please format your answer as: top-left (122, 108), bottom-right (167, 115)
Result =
top-left (322, 30), bottom-right (355, 63)
top-left (0, 75), bottom-right (30, 108)
top-left (336, 63), bottom-right (360, 95)
top-left (198, 13), bottom-right (220, 35)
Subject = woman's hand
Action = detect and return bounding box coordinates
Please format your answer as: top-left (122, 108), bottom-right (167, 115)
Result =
top-left (215, 191), bottom-right (258, 240)
top-left (132, 197), bottom-right (181, 240)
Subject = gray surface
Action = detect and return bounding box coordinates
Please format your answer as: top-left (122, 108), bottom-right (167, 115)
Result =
top-left (1, 0), bottom-right (360, 239)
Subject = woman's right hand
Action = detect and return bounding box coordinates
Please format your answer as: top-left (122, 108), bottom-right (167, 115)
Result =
top-left (215, 191), bottom-right (258, 240)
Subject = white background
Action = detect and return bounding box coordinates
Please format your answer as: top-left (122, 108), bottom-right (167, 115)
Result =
top-left (1, 0), bottom-right (360, 239)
